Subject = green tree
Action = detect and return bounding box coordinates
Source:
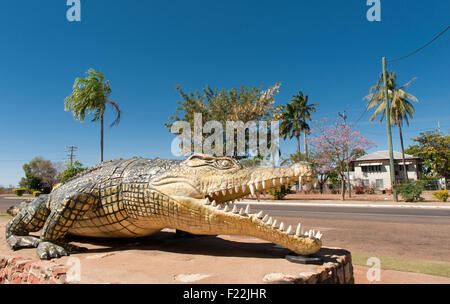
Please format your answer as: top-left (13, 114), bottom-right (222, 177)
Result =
top-left (364, 71), bottom-right (418, 180)
top-left (350, 148), bottom-right (367, 160)
top-left (58, 161), bottom-right (86, 183)
top-left (65, 69), bottom-right (121, 163)
top-left (165, 83), bottom-right (281, 158)
top-left (280, 152), bottom-right (307, 166)
top-left (279, 91), bottom-right (318, 159)
top-left (19, 157), bottom-right (58, 193)
top-left (406, 131), bottom-right (449, 189)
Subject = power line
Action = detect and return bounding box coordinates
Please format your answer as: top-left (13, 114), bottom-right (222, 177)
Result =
top-left (351, 108), bottom-right (368, 128)
top-left (388, 26), bottom-right (450, 63)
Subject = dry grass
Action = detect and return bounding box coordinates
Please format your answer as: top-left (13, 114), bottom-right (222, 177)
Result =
top-left (352, 251), bottom-right (450, 278)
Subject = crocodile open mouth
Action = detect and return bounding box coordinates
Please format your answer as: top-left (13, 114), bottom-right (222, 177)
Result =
top-left (202, 174), bottom-right (322, 241)
top-left (204, 175), bottom-right (301, 203)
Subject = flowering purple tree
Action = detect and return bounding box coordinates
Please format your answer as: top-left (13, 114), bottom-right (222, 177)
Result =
top-left (309, 119), bottom-right (375, 200)
top-left (309, 151), bottom-right (336, 194)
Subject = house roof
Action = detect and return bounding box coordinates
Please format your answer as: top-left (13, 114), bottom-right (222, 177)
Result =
top-left (353, 150), bottom-right (419, 162)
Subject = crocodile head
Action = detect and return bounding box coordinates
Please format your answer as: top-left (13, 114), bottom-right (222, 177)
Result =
top-left (149, 154), bottom-right (322, 255)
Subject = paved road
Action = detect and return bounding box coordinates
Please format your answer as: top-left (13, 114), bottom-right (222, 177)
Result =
top-left (236, 201), bottom-right (450, 262)
top-left (0, 196), bottom-right (29, 214)
top-left (235, 202), bottom-right (450, 225)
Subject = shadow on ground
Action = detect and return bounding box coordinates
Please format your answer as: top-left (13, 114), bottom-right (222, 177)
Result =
top-left (29, 231), bottom-right (341, 263)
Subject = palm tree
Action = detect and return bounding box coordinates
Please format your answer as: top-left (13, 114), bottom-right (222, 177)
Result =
top-left (65, 69), bottom-right (121, 163)
top-left (279, 99), bottom-right (304, 155)
top-left (280, 92), bottom-right (318, 159)
top-left (365, 72), bottom-right (418, 180)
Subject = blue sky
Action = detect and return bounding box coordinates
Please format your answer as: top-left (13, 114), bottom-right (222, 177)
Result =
top-left (0, 0), bottom-right (449, 186)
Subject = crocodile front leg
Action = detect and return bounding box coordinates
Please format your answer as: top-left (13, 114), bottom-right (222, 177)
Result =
top-left (37, 192), bottom-right (95, 259)
top-left (6, 195), bottom-right (50, 250)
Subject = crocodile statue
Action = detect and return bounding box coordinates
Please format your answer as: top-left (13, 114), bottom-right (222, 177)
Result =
top-left (6, 154), bottom-right (322, 260)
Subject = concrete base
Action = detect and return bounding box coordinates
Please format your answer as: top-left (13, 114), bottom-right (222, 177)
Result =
top-left (0, 219), bottom-right (353, 284)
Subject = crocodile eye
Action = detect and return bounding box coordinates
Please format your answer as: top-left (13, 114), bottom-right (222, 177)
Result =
top-left (217, 159), bottom-right (232, 168)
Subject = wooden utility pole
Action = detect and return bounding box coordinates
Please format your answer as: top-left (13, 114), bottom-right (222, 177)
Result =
top-left (66, 146), bottom-right (78, 167)
top-left (382, 57), bottom-right (398, 202)
top-left (339, 111), bottom-right (352, 197)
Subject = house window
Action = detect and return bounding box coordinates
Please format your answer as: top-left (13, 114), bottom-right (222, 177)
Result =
top-left (399, 165), bottom-right (409, 171)
top-left (361, 165), bottom-right (382, 173)
top-left (375, 179), bottom-right (383, 189)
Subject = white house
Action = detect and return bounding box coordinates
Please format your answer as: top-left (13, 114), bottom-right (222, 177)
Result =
top-left (350, 150), bottom-right (421, 190)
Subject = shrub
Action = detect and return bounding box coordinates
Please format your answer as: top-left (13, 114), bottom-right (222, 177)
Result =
top-left (13, 188), bottom-right (27, 197)
top-left (433, 190), bottom-right (448, 202)
top-left (267, 185), bottom-right (291, 200)
top-left (365, 186), bottom-right (376, 194)
top-left (33, 191), bottom-right (42, 197)
top-left (58, 161), bottom-right (86, 183)
top-left (355, 186), bottom-right (364, 194)
top-left (395, 181), bottom-right (425, 202)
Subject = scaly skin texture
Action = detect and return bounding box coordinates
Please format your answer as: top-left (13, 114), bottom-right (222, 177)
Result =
top-left (6, 154), bottom-right (322, 260)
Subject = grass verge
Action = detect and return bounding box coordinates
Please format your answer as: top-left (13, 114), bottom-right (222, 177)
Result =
top-left (352, 252), bottom-right (450, 278)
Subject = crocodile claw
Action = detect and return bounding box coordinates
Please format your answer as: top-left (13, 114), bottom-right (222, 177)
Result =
top-left (37, 242), bottom-right (87, 260)
top-left (7, 235), bottom-right (41, 250)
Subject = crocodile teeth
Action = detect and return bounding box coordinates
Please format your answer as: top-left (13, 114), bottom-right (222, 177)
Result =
top-left (256, 211), bottom-right (264, 219)
top-left (267, 217), bottom-right (273, 225)
top-left (228, 188), bottom-right (233, 195)
top-left (280, 177), bottom-right (285, 184)
top-left (308, 230), bottom-right (313, 238)
top-left (212, 201), bottom-right (217, 207)
top-left (235, 186), bottom-right (240, 193)
top-left (239, 208), bottom-right (245, 215)
top-left (232, 206), bottom-right (238, 213)
top-left (249, 184), bottom-right (256, 197)
top-left (296, 223), bottom-right (303, 236)
top-left (216, 204), bottom-right (222, 210)
top-left (316, 231), bottom-right (323, 239)
top-left (245, 205), bottom-right (250, 214)
top-left (205, 198), bottom-right (211, 205)
top-left (255, 192), bottom-right (260, 201)
top-left (255, 181), bottom-right (260, 191)
top-left (223, 205), bottom-right (229, 212)
top-left (262, 180), bottom-right (266, 189)
top-left (286, 225), bottom-right (292, 235)
top-left (272, 178), bottom-right (277, 186)
top-left (299, 176), bottom-right (302, 186)
top-left (262, 214), bottom-right (269, 221)
top-left (272, 219), bottom-right (277, 228)
top-left (279, 222), bottom-right (285, 231)
top-left (221, 190), bottom-right (227, 196)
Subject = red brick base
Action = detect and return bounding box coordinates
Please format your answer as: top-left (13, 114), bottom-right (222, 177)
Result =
top-left (0, 256), bottom-right (68, 284)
